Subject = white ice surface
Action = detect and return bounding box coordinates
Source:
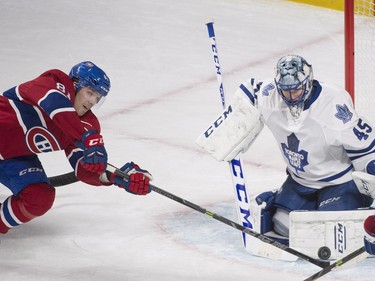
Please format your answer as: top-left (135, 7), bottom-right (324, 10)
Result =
top-left (0, 0), bottom-right (373, 280)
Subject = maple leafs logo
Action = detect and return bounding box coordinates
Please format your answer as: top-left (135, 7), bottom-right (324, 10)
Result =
top-left (281, 133), bottom-right (309, 174)
top-left (335, 104), bottom-right (353, 124)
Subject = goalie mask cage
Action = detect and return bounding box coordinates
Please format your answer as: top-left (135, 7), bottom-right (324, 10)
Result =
top-left (345, 0), bottom-right (375, 123)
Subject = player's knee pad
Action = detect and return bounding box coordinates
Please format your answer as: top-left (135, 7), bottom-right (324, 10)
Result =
top-left (272, 208), bottom-right (290, 237)
top-left (18, 183), bottom-right (56, 217)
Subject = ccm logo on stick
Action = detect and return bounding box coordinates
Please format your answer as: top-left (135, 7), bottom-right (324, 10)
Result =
top-left (231, 158), bottom-right (253, 246)
top-left (204, 105), bottom-right (232, 137)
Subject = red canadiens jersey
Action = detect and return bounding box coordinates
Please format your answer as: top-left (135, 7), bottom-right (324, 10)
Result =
top-left (0, 69), bottom-right (104, 186)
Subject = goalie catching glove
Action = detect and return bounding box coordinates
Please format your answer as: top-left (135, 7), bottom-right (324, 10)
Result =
top-left (196, 93), bottom-right (263, 161)
top-left (109, 162), bottom-right (153, 195)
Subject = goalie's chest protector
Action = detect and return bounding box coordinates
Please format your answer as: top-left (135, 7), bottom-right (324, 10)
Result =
top-left (257, 81), bottom-right (354, 188)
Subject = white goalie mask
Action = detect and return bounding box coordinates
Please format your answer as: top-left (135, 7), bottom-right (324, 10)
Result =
top-left (274, 55), bottom-right (313, 107)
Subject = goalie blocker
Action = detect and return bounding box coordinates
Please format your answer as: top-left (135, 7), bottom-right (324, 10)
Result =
top-left (196, 93), bottom-right (264, 161)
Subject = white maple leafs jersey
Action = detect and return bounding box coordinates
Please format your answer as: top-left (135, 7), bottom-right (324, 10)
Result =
top-left (235, 78), bottom-right (375, 189)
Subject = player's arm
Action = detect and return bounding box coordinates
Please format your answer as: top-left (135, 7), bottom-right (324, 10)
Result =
top-left (196, 79), bottom-right (264, 161)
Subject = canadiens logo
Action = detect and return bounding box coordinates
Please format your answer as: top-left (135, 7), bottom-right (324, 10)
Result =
top-left (25, 127), bottom-right (61, 153)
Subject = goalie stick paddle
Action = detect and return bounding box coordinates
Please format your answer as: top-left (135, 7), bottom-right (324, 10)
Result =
top-left (205, 20), bottom-right (254, 253)
top-left (303, 246), bottom-right (367, 281)
top-left (47, 164), bottom-right (329, 268)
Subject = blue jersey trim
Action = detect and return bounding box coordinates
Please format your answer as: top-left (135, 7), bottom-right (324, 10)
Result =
top-left (39, 91), bottom-right (72, 117)
top-left (318, 165), bottom-right (353, 182)
top-left (239, 84), bottom-right (255, 104)
top-left (304, 80), bottom-right (321, 110)
top-left (3, 86), bottom-right (19, 100)
top-left (346, 139), bottom-right (375, 154)
top-left (13, 100), bottom-right (44, 129)
top-left (349, 150), bottom-right (375, 161)
top-left (290, 164), bottom-right (353, 183)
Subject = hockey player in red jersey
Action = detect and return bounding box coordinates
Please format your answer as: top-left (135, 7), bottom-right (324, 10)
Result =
top-left (0, 61), bottom-right (152, 234)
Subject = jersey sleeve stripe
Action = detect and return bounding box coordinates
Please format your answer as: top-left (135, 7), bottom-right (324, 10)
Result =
top-left (239, 84), bottom-right (255, 104)
top-left (8, 100), bottom-right (44, 134)
top-left (318, 165), bottom-right (353, 182)
top-left (38, 90), bottom-right (74, 117)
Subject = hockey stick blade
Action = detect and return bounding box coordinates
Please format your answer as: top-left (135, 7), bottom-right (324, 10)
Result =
top-left (304, 246), bottom-right (367, 281)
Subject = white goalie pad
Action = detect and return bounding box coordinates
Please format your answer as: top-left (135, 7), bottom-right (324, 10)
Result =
top-left (289, 209), bottom-right (375, 260)
top-left (353, 171), bottom-right (375, 199)
top-left (196, 94), bottom-right (264, 161)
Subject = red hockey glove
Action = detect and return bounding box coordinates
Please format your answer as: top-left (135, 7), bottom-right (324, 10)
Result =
top-left (75, 130), bottom-right (108, 174)
top-left (110, 162), bottom-right (153, 195)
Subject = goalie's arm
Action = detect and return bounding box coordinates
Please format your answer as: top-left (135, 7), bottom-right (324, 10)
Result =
top-left (196, 91), bottom-right (264, 161)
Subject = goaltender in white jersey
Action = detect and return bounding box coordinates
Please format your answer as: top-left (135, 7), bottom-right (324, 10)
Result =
top-left (246, 78), bottom-right (370, 189)
top-left (197, 55), bottom-right (375, 257)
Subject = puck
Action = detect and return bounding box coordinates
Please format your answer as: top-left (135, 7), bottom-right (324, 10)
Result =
top-left (318, 246), bottom-right (331, 260)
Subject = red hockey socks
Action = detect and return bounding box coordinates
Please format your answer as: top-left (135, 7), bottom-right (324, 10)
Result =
top-left (0, 183), bottom-right (55, 234)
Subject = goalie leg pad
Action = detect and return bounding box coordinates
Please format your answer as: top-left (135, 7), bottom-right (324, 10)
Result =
top-left (196, 93), bottom-right (264, 161)
top-left (289, 209), bottom-right (375, 260)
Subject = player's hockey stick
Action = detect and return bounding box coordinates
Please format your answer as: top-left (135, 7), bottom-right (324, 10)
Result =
top-left (205, 20), bottom-right (254, 251)
top-left (50, 165), bottom-right (328, 267)
top-left (48, 171), bottom-right (78, 187)
top-left (303, 246), bottom-right (367, 281)
top-left (107, 164), bottom-right (329, 268)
